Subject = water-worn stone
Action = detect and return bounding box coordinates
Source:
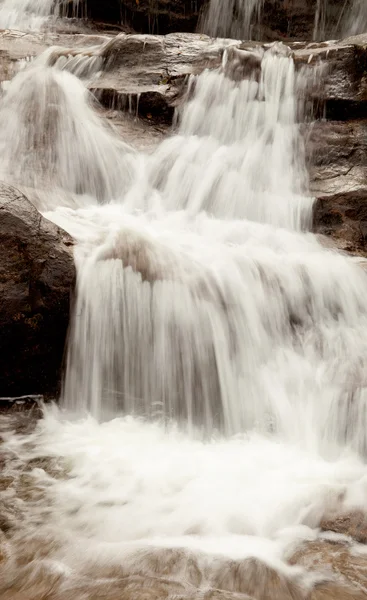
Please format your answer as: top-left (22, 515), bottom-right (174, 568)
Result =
top-left (290, 539), bottom-right (367, 599)
top-left (320, 511), bottom-right (367, 543)
top-left (0, 183), bottom-right (75, 397)
top-left (313, 189), bottom-right (367, 256)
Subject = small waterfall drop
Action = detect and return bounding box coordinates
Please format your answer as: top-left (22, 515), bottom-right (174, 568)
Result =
top-left (0, 0), bottom-right (84, 30)
top-left (0, 66), bottom-right (136, 206)
top-left (199, 0), bottom-right (264, 41)
top-left (342, 0), bottom-right (367, 37)
top-left (314, 0), bottom-right (367, 39)
top-left (201, 0), bottom-right (367, 42)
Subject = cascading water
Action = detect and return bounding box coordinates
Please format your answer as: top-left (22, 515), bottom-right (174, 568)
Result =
top-left (0, 0), bottom-right (84, 30)
top-left (48, 43), bottom-right (365, 449)
top-left (342, 0), bottom-right (367, 37)
top-left (313, 0), bottom-right (367, 39)
top-left (1, 9), bottom-right (367, 600)
top-left (199, 0), bottom-right (263, 41)
top-left (200, 0), bottom-right (367, 42)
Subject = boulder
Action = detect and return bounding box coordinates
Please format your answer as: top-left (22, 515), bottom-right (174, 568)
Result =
top-left (0, 183), bottom-right (75, 397)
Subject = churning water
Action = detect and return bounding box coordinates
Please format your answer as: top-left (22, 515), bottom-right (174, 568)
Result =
top-left (1, 9), bottom-right (367, 600)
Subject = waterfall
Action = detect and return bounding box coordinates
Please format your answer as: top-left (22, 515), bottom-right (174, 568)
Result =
top-left (0, 40), bottom-right (357, 452)
top-left (58, 44), bottom-right (319, 434)
top-left (0, 0), bottom-right (85, 30)
top-left (0, 66), bottom-right (136, 205)
top-left (200, 0), bottom-right (367, 42)
top-left (0, 38), bottom-right (365, 451)
top-left (199, 0), bottom-right (264, 41)
top-left (314, 0), bottom-right (367, 39)
top-left (342, 0), bottom-right (367, 37)
top-left (1, 11), bottom-right (367, 600)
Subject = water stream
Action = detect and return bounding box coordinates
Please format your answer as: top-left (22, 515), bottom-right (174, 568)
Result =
top-left (0, 3), bottom-right (367, 600)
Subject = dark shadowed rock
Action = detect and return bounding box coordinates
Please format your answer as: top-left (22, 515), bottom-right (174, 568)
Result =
top-left (307, 118), bottom-right (367, 255)
top-left (0, 183), bottom-right (75, 397)
top-left (83, 0), bottom-right (355, 42)
top-left (313, 189), bottom-right (367, 256)
top-left (85, 0), bottom-right (205, 35)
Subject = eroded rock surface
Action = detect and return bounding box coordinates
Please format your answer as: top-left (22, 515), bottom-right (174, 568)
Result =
top-left (290, 538), bottom-right (367, 599)
top-left (0, 183), bottom-right (75, 397)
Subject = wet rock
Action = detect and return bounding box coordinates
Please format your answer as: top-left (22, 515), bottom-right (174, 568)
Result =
top-left (293, 34), bottom-right (367, 120)
top-left (290, 539), bottom-right (367, 599)
top-left (306, 118), bottom-right (367, 256)
top-left (307, 119), bottom-right (367, 193)
top-left (320, 511), bottom-right (367, 544)
top-left (1, 30), bottom-right (367, 128)
top-left (211, 557), bottom-right (305, 600)
top-left (0, 183), bottom-right (75, 397)
top-left (79, 32), bottom-right (226, 122)
top-left (313, 189), bottom-right (367, 256)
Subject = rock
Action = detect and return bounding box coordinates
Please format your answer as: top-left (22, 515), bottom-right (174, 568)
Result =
top-left (313, 189), bottom-right (367, 256)
top-left (0, 183), bottom-right (75, 397)
top-left (293, 34), bottom-right (367, 120)
top-left (1, 29), bottom-right (367, 126)
top-left (306, 119), bottom-right (367, 194)
top-left (44, 32), bottom-right (227, 123)
top-left (320, 511), bottom-right (367, 544)
top-left (290, 539), bottom-right (367, 599)
top-left (211, 557), bottom-right (305, 599)
top-left (306, 117), bottom-right (367, 256)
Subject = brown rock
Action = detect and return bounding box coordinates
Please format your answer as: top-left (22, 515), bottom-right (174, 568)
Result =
top-left (211, 557), bottom-right (305, 600)
top-left (313, 189), bottom-right (367, 256)
top-left (0, 183), bottom-right (75, 397)
top-left (320, 511), bottom-right (367, 544)
top-left (290, 539), bottom-right (367, 598)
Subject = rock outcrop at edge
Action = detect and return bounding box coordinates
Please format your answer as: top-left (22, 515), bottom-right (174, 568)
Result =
top-left (0, 183), bottom-right (75, 397)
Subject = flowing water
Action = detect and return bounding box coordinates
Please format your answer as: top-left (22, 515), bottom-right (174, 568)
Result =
top-left (314, 0), bottom-right (367, 40)
top-left (0, 0), bottom-right (83, 30)
top-left (200, 0), bottom-right (367, 41)
top-left (199, 0), bottom-right (263, 42)
top-left (1, 5), bottom-right (367, 600)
